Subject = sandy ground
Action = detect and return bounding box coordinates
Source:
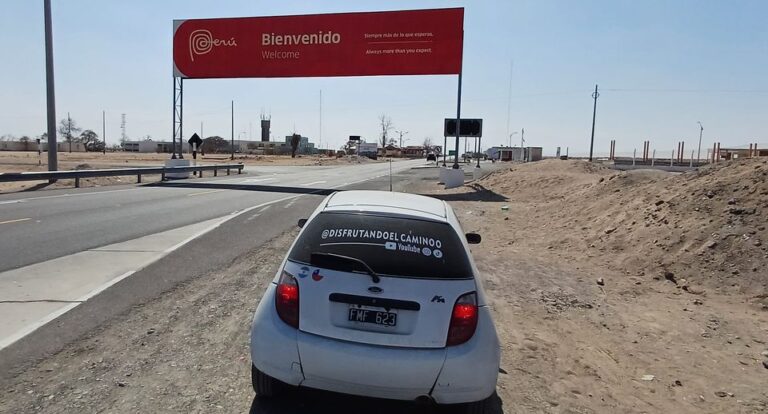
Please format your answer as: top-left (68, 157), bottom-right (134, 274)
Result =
top-left (433, 158), bottom-right (768, 413)
top-left (0, 151), bottom-right (382, 193)
top-left (1, 160), bottom-right (767, 413)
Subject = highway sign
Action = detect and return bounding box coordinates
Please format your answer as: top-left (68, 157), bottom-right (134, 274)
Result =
top-left (444, 119), bottom-right (482, 137)
top-left (188, 133), bottom-right (203, 146)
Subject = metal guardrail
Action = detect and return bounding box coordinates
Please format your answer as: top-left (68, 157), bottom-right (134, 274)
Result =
top-left (0, 164), bottom-right (244, 188)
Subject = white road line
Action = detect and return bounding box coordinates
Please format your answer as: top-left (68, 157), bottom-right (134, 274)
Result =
top-left (0, 217), bottom-right (32, 225)
top-left (301, 180), bottom-right (327, 186)
top-left (259, 205), bottom-right (272, 213)
top-left (186, 189), bottom-right (225, 197)
top-left (0, 188), bottom-right (145, 205)
top-left (240, 177), bottom-right (276, 183)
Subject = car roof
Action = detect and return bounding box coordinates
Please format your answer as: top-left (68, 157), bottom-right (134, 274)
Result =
top-left (324, 190), bottom-right (447, 221)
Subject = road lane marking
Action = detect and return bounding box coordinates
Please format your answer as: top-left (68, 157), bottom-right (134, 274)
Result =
top-left (0, 218), bottom-right (31, 225)
top-left (186, 189), bottom-right (225, 197)
top-left (0, 188), bottom-right (147, 206)
top-left (301, 180), bottom-right (327, 186)
top-left (240, 177), bottom-right (276, 183)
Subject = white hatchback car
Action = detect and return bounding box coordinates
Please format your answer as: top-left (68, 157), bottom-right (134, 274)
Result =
top-left (250, 190), bottom-right (500, 411)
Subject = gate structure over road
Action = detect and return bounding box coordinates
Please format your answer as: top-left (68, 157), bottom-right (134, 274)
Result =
top-left (171, 8), bottom-right (466, 167)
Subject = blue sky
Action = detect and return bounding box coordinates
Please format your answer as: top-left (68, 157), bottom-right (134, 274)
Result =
top-left (1, 0), bottom-right (766, 156)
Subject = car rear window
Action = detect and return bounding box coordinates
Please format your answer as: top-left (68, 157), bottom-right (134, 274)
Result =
top-left (288, 212), bottom-right (473, 279)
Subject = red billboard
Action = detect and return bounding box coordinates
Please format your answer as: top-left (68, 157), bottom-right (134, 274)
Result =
top-left (173, 8), bottom-right (463, 79)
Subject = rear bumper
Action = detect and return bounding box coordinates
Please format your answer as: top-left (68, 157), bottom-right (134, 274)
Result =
top-left (251, 287), bottom-right (500, 404)
top-left (297, 330), bottom-right (446, 401)
top-left (430, 307), bottom-right (500, 404)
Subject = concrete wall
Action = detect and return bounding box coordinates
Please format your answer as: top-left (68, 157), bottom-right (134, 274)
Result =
top-left (123, 141), bottom-right (190, 153)
top-left (0, 141), bottom-right (86, 152)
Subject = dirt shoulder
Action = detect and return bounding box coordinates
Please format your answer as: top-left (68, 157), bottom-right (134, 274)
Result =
top-left (429, 159), bottom-right (768, 413)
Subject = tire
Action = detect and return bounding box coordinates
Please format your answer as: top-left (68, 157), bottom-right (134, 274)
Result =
top-left (251, 365), bottom-right (281, 397)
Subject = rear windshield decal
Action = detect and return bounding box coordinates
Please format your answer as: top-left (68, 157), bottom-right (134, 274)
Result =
top-left (320, 228), bottom-right (445, 259)
top-left (289, 213), bottom-right (472, 279)
top-left (321, 228), bottom-right (443, 248)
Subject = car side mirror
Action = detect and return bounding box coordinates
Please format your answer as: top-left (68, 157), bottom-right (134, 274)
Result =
top-left (466, 233), bottom-right (481, 244)
top-left (297, 218), bottom-right (308, 228)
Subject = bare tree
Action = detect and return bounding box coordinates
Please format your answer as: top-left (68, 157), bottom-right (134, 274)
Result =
top-left (422, 137), bottom-right (433, 150)
top-left (290, 134), bottom-right (301, 158)
top-left (58, 118), bottom-right (82, 151)
top-left (378, 114), bottom-right (393, 148)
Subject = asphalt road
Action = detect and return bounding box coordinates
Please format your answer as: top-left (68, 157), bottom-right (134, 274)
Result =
top-left (0, 159), bottom-right (425, 272)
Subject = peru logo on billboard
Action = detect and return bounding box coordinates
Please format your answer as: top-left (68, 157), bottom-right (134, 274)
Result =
top-left (188, 29), bottom-right (237, 61)
top-left (173, 8), bottom-right (463, 79)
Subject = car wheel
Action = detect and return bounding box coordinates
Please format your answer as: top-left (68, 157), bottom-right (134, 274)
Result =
top-left (251, 365), bottom-right (282, 397)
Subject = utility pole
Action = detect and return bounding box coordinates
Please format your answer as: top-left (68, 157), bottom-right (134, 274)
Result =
top-left (505, 60), bottom-right (514, 140)
top-left (319, 89), bottom-right (323, 151)
top-left (44, 0), bottom-right (58, 174)
top-left (102, 110), bottom-right (106, 154)
top-left (201, 121), bottom-right (204, 139)
top-left (396, 130), bottom-right (408, 148)
top-left (697, 121), bottom-right (703, 164)
top-left (68, 112), bottom-right (72, 153)
top-left (521, 128), bottom-right (525, 149)
top-left (231, 100), bottom-right (234, 160)
top-left (589, 84), bottom-right (599, 162)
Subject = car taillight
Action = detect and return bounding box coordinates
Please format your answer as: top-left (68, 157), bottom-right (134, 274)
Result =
top-left (275, 270), bottom-right (299, 329)
top-left (447, 292), bottom-right (478, 346)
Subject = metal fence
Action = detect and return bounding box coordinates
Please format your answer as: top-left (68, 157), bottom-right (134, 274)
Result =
top-left (0, 164), bottom-right (244, 188)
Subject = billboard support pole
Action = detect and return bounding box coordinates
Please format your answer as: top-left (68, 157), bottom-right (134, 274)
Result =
top-left (476, 135), bottom-right (481, 168)
top-left (172, 77), bottom-right (184, 159)
top-left (442, 136), bottom-right (447, 166)
top-left (453, 70), bottom-right (462, 169)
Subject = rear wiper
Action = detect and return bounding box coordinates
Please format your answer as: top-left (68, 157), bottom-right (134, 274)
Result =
top-left (310, 252), bottom-right (381, 284)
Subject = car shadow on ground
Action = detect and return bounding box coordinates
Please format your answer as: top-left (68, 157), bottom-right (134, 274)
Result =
top-left (421, 184), bottom-right (509, 202)
top-left (144, 181), bottom-right (338, 196)
top-left (249, 388), bottom-right (504, 414)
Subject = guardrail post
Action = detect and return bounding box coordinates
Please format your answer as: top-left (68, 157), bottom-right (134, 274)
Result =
top-left (138, 174), bottom-right (142, 183)
top-left (200, 169), bottom-right (203, 178)
top-left (161, 171), bottom-right (166, 181)
top-left (75, 177), bottom-right (80, 188)
top-left (214, 167), bottom-right (218, 177)
top-left (227, 168), bottom-right (231, 176)
top-left (238, 166), bottom-right (242, 174)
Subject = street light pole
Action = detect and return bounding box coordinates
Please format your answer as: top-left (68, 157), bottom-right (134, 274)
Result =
top-left (44, 0), bottom-right (58, 174)
top-left (509, 131), bottom-right (518, 147)
top-left (697, 121), bottom-right (703, 164)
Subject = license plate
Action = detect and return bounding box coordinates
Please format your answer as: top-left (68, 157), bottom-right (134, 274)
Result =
top-left (348, 307), bottom-right (397, 327)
